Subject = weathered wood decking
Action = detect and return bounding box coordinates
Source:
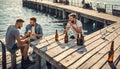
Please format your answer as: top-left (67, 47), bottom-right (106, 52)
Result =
top-left (30, 1), bottom-right (120, 69)
top-left (29, 0), bottom-right (120, 23)
top-left (0, 1), bottom-right (120, 69)
top-left (34, 23), bottom-right (120, 69)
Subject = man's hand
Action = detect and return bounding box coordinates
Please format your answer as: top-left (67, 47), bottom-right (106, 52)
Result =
top-left (24, 37), bottom-right (30, 43)
top-left (31, 33), bottom-right (36, 36)
top-left (69, 22), bottom-right (74, 27)
top-left (63, 30), bottom-right (67, 34)
top-left (31, 33), bottom-right (43, 39)
top-left (20, 35), bottom-right (26, 40)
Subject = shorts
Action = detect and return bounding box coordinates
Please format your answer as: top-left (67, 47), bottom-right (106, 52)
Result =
top-left (12, 43), bottom-right (19, 51)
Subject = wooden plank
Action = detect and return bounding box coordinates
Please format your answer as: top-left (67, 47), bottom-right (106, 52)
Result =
top-left (45, 23), bottom-right (120, 60)
top-left (85, 23), bottom-right (119, 41)
top-left (101, 50), bottom-right (120, 69)
top-left (31, 33), bottom-right (63, 46)
top-left (88, 36), bottom-right (120, 68)
top-left (60, 27), bottom-right (120, 68)
top-left (40, 38), bottom-right (64, 52)
top-left (0, 40), bottom-right (6, 69)
top-left (35, 54), bottom-right (41, 69)
top-left (0, 48), bottom-right (34, 69)
top-left (45, 34), bottom-right (63, 45)
top-left (0, 44), bottom-right (33, 68)
top-left (77, 35), bottom-right (120, 69)
top-left (35, 33), bottom-right (64, 49)
top-left (33, 47), bottom-right (66, 69)
top-left (100, 45), bottom-right (120, 69)
top-left (45, 39), bottom-right (75, 58)
top-left (53, 45), bottom-right (84, 62)
top-left (35, 1), bottom-right (120, 22)
top-left (53, 34), bottom-right (103, 62)
top-left (82, 30), bottom-right (120, 68)
top-left (68, 28), bottom-right (120, 69)
top-left (116, 60), bottom-right (120, 69)
top-left (55, 23), bottom-right (120, 63)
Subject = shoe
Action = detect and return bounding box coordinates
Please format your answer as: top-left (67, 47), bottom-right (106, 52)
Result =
top-left (21, 59), bottom-right (30, 69)
top-left (21, 64), bottom-right (30, 69)
top-left (26, 56), bottom-right (35, 64)
top-left (21, 57), bottom-right (32, 69)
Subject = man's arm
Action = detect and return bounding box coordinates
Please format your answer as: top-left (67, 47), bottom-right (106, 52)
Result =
top-left (63, 21), bottom-right (71, 34)
top-left (63, 27), bottom-right (70, 34)
top-left (17, 38), bottom-right (30, 47)
top-left (14, 30), bottom-right (29, 47)
top-left (32, 34), bottom-right (43, 38)
top-left (25, 25), bottom-right (28, 35)
top-left (36, 24), bottom-right (43, 38)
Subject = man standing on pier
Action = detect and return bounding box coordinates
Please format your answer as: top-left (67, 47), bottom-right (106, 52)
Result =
top-left (63, 13), bottom-right (83, 38)
top-left (5, 19), bottom-right (34, 69)
top-left (25, 17), bottom-right (43, 40)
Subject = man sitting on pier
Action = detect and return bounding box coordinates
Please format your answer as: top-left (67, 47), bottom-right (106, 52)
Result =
top-left (25, 17), bottom-right (43, 40)
top-left (63, 13), bottom-right (83, 39)
top-left (5, 19), bottom-right (35, 68)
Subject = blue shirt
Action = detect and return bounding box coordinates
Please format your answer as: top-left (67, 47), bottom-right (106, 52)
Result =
top-left (25, 23), bottom-right (43, 35)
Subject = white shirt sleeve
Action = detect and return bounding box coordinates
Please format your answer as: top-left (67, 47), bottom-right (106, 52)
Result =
top-left (77, 20), bottom-right (82, 27)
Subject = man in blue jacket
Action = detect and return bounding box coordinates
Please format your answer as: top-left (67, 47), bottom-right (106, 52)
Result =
top-left (25, 17), bottom-right (43, 40)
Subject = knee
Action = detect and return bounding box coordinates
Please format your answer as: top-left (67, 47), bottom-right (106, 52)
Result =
top-left (24, 44), bottom-right (29, 49)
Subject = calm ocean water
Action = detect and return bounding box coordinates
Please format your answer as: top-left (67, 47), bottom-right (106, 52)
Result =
top-left (0, 0), bottom-right (64, 51)
top-left (0, 0), bottom-right (119, 51)
top-left (0, 0), bottom-right (65, 39)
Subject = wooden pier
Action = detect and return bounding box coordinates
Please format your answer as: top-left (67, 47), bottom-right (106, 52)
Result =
top-left (0, 0), bottom-right (120, 69)
top-left (34, 23), bottom-right (120, 69)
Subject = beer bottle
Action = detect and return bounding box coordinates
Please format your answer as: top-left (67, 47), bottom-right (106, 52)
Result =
top-left (108, 41), bottom-right (114, 63)
top-left (80, 33), bottom-right (84, 45)
top-left (55, 30), bottom-right (59, 41)
top-left (77, 34), bottom-right (80, 45)
top-left (64, 32), bottom-right (68, 43)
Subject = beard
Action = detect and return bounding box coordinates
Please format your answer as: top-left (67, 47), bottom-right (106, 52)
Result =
top-left (31, 24), bottom-right (35, 26)
top-left (18, 26), bottom-right (21, 29)
top-left (71, 20), bottom-right (74, 23)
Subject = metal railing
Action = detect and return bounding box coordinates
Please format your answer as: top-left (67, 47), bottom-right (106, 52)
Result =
top-left (0, 40), bottom-right (17, 69)
top-left (0, 40), bottom-right (6, 69)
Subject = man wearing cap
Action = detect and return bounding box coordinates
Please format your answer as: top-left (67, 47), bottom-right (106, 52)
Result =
top-left (64, 13), bottom-right (83, 38)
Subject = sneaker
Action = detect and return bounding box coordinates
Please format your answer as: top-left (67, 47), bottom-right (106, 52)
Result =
top-left (21, 59), bottom-right (30, 69)
top-left (26, 56), bottom-right (35, 64)
top-left (21, 64), bottom-right (30, 69)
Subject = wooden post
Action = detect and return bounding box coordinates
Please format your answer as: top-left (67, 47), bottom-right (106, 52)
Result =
top-left (46, 61), bottom-right (52, 69)
top-left (40, 5), bottom-right (43, 11)
top-left (11, 52), bottom-right (17, 69)
top-left (55, 9), bottom-right (57, 16)
top-left (112, 5), bottom-right (113, 12)
top-left (62, 10), bottom-right (66, 19)
top-left (35, 54), bottom-right (41, 69)
top-left (105, 4), bottom-right (106, 13)
top-left (36, 3), bottom-right (38, 10)
top-left (48, 6), bottom-right (50, 13)
top-left (46, 6), bottom-right (49, 13)
top-left (52, 66), bottom-right (56, 69)
top-left (62, 10), bottom-right (67, 28)
top-left (0, 40), bottom-right (7, 69)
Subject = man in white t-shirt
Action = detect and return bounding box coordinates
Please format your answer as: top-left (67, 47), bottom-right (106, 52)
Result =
top-left (64, 13), bottom-right (83, 38)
